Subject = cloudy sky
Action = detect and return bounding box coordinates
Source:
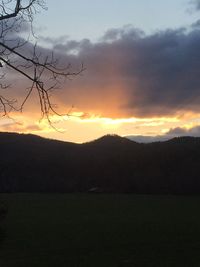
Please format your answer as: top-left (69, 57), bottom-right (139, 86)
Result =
top-left (2, 0), bottom-right (200, 143)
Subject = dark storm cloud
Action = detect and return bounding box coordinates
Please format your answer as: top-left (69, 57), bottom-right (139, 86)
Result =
top-left (5, 23), bottom-right (200, 118)
top-left (167, 127), bottom-right (189, 135)
top-left (102, 26), bottom-right (145, 42)
top-left (118, 27), bottom-right (200, 117)
top-left (127, 125), bottom-right (200, 143)
top-left (167, 125), bottom-right (200, 136)
top-left (191, 0), bottom-right (200, 10)
top-left (191, 19), bottom-right (200, 28)
top-left (53, 25), bottom-right (200, 118)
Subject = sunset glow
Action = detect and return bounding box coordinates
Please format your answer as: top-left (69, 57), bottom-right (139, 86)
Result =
top-left (1, 0), bottom-right (200, 143)
top-left (0, 110), bottom-right (198, 143)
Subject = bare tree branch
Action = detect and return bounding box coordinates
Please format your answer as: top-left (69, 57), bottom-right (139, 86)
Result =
top-left (0, 0), bottom-right (84, 124)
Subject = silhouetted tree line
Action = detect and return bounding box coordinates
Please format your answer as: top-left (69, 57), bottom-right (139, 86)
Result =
top-left (0, 133), bottom-right (200, 194)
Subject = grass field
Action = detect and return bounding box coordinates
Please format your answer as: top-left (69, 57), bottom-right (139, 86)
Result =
top-left (1, 194), bottom-right (200, 267)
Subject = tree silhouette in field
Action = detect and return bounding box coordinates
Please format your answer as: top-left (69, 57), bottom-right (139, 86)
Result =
top-left (0, 0), bottom-right (84, 123)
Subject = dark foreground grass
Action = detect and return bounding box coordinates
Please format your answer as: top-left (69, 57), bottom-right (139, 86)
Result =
top-left (1, 194), bottom-right (200, 267)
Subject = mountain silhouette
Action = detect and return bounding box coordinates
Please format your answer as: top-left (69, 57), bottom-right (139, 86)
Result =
top-left (0, 132), bottom-right (200, 194)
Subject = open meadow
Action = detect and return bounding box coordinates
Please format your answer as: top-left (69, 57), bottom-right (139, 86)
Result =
top-left (1, 194), bottom-right (200, 267)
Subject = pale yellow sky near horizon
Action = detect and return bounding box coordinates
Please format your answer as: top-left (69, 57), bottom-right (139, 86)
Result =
top-left (0, 110), bottom-right (199, 143)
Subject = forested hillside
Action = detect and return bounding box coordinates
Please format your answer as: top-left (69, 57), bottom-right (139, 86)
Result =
top-left (0, 132), bottom-right (200, 194)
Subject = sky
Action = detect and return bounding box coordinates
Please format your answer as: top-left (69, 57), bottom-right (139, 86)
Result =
top-left (1, 0), bottom-right (200, 143)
